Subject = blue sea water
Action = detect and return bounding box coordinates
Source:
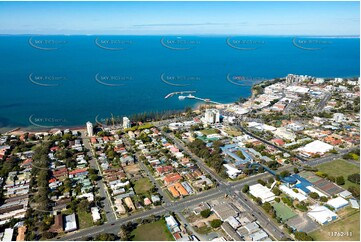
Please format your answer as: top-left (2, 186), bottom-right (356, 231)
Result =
top-left (0, 35), bottom-right (359, 129)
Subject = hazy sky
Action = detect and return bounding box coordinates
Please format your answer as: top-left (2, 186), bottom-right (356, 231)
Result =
top-left (0, 1), bottom-right (359, 35)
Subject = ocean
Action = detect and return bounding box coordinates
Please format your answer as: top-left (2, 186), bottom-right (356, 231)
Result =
top-left (0, 35), bottom-right (359, 130)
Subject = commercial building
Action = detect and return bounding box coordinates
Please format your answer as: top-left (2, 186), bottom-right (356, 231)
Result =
top-left (307, 205), bottom-right (338, 225)
top-left (86, 121), bottom-right (93, 137)
top-left (221, 221), bottom-right (243, 241)
top-left (249, 184), bottom-right (275, 203)
top-left (298, 140), bottom-right (333, 156)
top-left (212, 203), bottom-right (238, 221)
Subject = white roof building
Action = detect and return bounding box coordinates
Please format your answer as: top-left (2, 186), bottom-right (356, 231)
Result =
top-left (250, 229), bottom-right (268, 241)
top-left (279, 185), bottom-right (307, 202)
top-left (225, 216), bottom-right (241, 229)
top-left (306, 186), bottom-right (328, 198)
top-left (327, 197), bottom-right (349, 211)
top-left (165, 215), bottom-right (178, 229)
top-left (349, 199), bottom-right (359, 209)
top-left (64, 213), bottom-right (78, 232)
top-left (298, 140), bottom-right (333, 155)
top-left (91, 207), bottom-right (101, 222)
top-left (244, 222), bottom-right (260, 234)
top-left (338, 190), bottom-right (352, 199)
top-left (2, 228), bottom-right (14, 241)
top-left (223, 164), bottom-right (242, 179)
top-left (274, 127), bottom-right (296, 141)
top-left (249, 184), bottom-right (275, 203)
top-left (307, 205), bottom-right (338, 225)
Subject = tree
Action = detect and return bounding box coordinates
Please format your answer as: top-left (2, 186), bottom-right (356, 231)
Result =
top-left (336, 176), bottom-right (345, 185)
top-left (257, 179), bottom-right (266, 186)
top-left (200, 209), bottom-right (212, 218)
top-left (347, 173), bottom-right (360, 184)
top-left (293, 167), bottom-right (299, 174)
top-left (242, 184), bottom-right (249, 193)
top-left (262, 202), bottom-right (272, 213)
top-left (272, 187), bottom-right (281, 196)
top-left (309, 192), bottom-right (319, 199)
top-left (210, 219), bottom-right (222, 228)
top-left (279, 170), bottom-right (290, 178)
top-left (320, 196), bottom-right (328, 202)
top-left (348, 186), bottom-right (360, 198)
top-left (94, 233), bottom-right (117, 241)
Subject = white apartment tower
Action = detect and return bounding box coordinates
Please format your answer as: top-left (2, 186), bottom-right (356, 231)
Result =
top-left (123, 117), bottom-right (131, 129)
top-left (86, 121), bottom-right (94, 137)
top-left (204, 109), bottom-right (220, 124)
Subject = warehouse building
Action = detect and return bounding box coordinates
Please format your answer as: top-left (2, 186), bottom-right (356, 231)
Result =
top-left (307, 205), bottom-right (338, 225)
top-left (249, 184), bottom-right (275, 203)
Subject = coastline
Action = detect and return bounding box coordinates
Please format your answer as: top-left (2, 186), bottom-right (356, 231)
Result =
top-left (1, 74), bottom-right (358, 135)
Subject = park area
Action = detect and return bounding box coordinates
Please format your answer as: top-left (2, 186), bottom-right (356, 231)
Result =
top-left (134, 177), bottom-right (153, 194)
top-left (310, 210), bottom-right (360, 241)
top-left (316, 159), bottom-right (360, 190)
top-left (201, 129), bottom-right (218, 135)
top-left (130, 219), bottom-right (174, 241)
top-left (272, 202), bottom-right (297, 221)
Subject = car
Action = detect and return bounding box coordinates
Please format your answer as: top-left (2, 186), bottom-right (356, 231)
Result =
top-left (111, 223), bottom-right (115, 226)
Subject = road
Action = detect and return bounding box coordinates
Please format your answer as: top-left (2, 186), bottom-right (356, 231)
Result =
top-left (80, 132), bottom-right (117, 223)
top-left (313, 91), bottom-right (331, 114)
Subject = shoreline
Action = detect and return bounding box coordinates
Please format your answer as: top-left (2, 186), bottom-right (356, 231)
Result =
top-left (1, 75), bottom-right (358, 134)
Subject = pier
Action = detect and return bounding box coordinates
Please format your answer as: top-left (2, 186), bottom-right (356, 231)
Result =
top-left (164, 91), bottom-right (196, 99)
top-left (180, 94), bottom-right (222, 105)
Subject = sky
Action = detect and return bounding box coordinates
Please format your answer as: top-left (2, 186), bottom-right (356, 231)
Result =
top-left (0, 1), bottom-right (359, 35)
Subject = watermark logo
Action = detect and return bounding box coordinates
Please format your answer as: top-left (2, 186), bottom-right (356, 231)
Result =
top-left (160, 36), bottom-right (200, 50)
top-left (28, 73), bottom-right (67, 87)
top-left (160, 73), bottom-right (200, 86)
top-left (95, 113), bottom-right (117, 126)
top-left (95, 73), bottom-right (133, 86)
top-left (226, 37), bottom-right (265, 50)
top-left (29, 114), bottom-right (67, 129)
top-left (28, 36), bottom-right (67, 51)
top-left (226, 73), bottom-right (266, 86)
top-left (292, 37), bottom-right (332, 51)
top-left (95, 37), bottom-right (133, 51)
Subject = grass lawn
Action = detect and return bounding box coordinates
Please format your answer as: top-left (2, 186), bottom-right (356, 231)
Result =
top-left (130, 219), bottom-right (174, 241)
top-left (194, 225), bottom-right (212, 234)
top-left (201, 129), bottom-right (218, 135)
top-left (272, 202), bottom-right (297, 221)
top-left (134, 177), bottom-right (153, 194)
top-left (77, 210), bottom-right (94, 229)
top-left (316, 159), bottom-right (360, 190)
top-left (310, 211), bottom-right (360, 241)
top-left (224, 127), bottom-right (242, 137)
